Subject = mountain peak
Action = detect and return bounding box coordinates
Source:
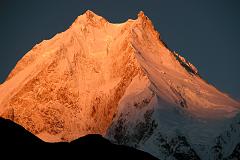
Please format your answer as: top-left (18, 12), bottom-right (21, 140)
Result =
top-left (0, 10), bottom-right (239, 160)
top-left (137, 11), bottom-right (146, 19)
top-left (83, 10), bottom-right (99, 19)
top-left (137, 10), bottom-right (150, 23)
top-left (73, 10), bottom-right (108, 26)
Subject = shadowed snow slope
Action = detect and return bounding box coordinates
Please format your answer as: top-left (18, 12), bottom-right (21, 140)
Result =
top-left (0, 10), bottom-right (239, 160)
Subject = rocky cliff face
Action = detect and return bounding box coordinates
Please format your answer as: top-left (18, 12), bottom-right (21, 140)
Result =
top-left (0, 10), bottom-right (239, 159)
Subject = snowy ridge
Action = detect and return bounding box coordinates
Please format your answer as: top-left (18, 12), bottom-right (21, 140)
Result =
top-left (173, 51), bottom-right (198, 75)
top-left (0, 10), bottom-right (240, 159)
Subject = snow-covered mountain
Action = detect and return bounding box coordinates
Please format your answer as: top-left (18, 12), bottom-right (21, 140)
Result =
top-left (0, 10), bottom-right (239, 159)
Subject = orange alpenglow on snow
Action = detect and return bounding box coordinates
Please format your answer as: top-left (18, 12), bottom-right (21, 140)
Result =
top-left (0, 10), bottom-right (239, 159)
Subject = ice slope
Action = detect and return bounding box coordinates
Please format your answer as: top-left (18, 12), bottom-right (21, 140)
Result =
top-left (0, 10), bottom-right (239, 159)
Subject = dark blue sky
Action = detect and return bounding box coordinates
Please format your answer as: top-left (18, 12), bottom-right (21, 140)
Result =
top-left (0, 0), bottom-right (239, 100)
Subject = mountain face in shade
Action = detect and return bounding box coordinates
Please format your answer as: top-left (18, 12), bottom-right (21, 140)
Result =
top-left (0, 10), bottom-right (239, 159)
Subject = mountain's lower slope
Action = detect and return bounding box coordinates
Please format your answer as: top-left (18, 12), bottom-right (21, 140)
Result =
top-left (0, 117), bottom-right (158, 160)
top-left (0, 117), bottom-right (44, 144)
top-left (0, 10), bottom-right (239, 160)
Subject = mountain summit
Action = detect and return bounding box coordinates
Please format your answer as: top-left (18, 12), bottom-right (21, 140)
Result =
top-left (0, 10), bottom-right (239, 159)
